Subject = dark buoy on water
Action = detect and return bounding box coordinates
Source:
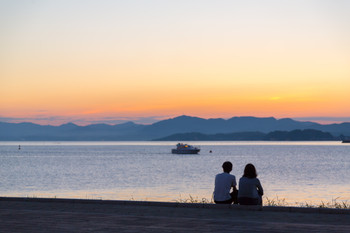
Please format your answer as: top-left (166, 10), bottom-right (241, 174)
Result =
top-left (18, 145), bottom-right (21, 150)
top-left (209, 150), bottom-right (212, 153)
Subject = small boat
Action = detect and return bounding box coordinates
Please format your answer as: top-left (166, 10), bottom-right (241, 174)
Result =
top-left (171, 143), bottom-right (200, 154)
top-left (342, 140), bottom-right (350, 143)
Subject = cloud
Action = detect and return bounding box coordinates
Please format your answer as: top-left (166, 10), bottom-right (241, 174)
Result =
top-left (0, 115), bottom-right (171, 126)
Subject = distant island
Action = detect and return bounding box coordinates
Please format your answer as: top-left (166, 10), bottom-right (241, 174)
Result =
top-left (1, 115), bottom-right (349, 141)
top-left (153, 129), bottom-right (336, 141)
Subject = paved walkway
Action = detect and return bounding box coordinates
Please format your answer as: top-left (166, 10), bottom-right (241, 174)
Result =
top-left (0, 197), bottom-right (349, 232)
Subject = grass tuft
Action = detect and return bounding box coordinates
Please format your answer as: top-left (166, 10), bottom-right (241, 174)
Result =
top-left (174, 195), bottom-right (213, 204)
top-left (266, 196), bottom-right (350, 209)
top-left (174, 195), bottom-right (349, 209)
top-left (264, 196), bottom-right (287, 206)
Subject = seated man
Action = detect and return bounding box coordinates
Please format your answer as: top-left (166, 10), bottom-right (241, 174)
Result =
top-left (213, 161), bottom-right (238, 204)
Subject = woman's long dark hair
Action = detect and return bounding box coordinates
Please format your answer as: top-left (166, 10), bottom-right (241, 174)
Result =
top-left (243, 163), bottom-right (257, 178)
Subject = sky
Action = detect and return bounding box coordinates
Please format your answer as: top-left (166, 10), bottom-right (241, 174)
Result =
top-left (1, 0), bottom-right (350, 125)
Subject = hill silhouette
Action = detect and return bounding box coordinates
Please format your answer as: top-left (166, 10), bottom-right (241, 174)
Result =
top-left (154, 129), bottom-right (335, 141)
top-left (0, 115), bottom-right (349, 141)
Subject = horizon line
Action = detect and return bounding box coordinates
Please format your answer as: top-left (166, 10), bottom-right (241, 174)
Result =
top-left (1, 115), bottom-right (350, 127)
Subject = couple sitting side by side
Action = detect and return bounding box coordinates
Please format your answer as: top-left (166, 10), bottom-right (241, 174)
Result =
top-left (213, 161), bottom-right (263, 205)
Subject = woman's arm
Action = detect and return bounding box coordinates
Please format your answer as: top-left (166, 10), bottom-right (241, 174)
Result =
top-left (256, 179), bottom-right (264, 196)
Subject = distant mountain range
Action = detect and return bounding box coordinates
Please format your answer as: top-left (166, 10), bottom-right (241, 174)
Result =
top-left (1, 115), bottom-right (350, 141)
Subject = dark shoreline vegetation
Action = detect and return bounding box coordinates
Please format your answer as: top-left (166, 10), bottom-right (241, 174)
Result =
top-left (1, 115), bottom-right (349, 141)
top-left (175, 195), bottom-right (350, 209)
top-left (153, 129), bottom-right (337, 141)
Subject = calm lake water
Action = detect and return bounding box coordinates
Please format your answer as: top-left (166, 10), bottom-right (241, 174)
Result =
top-left (0, 141), bottom-right (349, 206)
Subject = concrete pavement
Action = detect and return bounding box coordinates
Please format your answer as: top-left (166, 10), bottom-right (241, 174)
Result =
top-left (0, 197), bottom-right (349, 232)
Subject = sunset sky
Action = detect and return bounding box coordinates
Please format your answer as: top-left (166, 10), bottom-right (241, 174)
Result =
top-left (1, 0), bottom-right (350, 125)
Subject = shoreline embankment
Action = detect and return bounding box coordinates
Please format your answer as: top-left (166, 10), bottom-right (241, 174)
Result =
top-left (1, 197), bottom-right (349, 232)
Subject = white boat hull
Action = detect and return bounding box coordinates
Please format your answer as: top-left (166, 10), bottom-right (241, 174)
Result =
top-left (171, 149), bottom-right (200, 154)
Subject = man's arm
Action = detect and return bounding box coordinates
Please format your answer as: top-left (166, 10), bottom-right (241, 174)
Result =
top-left (231, 177), bottom-right (238, 192)
top-left (231, 179), bottom-right (238, 204)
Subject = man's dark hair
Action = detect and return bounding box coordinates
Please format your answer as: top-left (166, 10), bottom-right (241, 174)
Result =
top-left (222, 161), bottom-right (232, 173)
top-left (243, 163), bottom-right (257, 178)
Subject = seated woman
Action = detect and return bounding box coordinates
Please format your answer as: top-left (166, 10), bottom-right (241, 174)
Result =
top-left (238, 163), bottom-right (263, 205)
